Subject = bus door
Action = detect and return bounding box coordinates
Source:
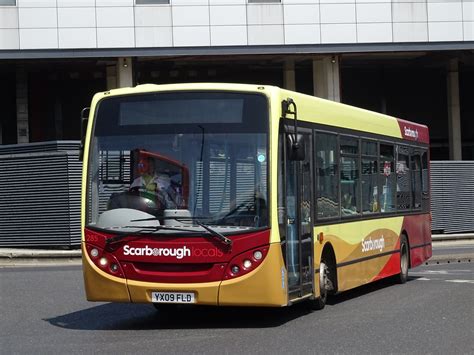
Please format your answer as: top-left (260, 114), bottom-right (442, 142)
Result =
top-left (285, 130), bottom-right (314, 301)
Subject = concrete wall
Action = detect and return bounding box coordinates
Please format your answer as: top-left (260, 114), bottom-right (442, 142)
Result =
top-left (0, 0), bottom-right (473, 50)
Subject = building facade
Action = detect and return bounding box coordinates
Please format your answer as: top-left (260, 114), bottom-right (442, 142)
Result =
top-left (0, 0), bottom-right (473, 159)
top-left (0, 0), bottom-right (473, 246)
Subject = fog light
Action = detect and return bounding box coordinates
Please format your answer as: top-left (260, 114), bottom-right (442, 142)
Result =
top-left (90, 248), bottom-right (99, 258)
top-left (231, 265), bottom-right (240, 274)
top-left (99, 257), bottom-right (108, 266)
top-left (110, 263), bottom-right (119, 273)
top-left (253, 250), bottom-right (263, 260)
top-left (243, 259), bottom-right (252, 269)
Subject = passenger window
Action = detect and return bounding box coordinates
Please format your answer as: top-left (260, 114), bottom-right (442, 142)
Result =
top-left (362, 140), bottom-right (377, 156)
top-left (340, 136), bottom-right (360, 217)
top-left (340, 136), bottom-right (359, 155)
top-left (340, 156), bottom-right (360, 215)
top-left (379, 144), bottom-right (396, 212)
top-left (411, 153), bottom-right (422, 209)
top-left (396, 146), bottom-right (411, 210)
top-left (361, 140), bottom-right (378, 214)
top-left (421, 150), bottom-right (429, 211)
top-left (315, 132), bottom-right (339, 219)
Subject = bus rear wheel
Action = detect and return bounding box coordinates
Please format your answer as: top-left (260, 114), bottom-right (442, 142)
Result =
top-left (396, 234), bottom-right (409, 284)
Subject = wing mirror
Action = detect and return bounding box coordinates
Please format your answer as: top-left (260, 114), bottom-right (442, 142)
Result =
top-left (282, 98), bottom-right (305, 161)
top-left (79, 107), bottom-right (90, 162)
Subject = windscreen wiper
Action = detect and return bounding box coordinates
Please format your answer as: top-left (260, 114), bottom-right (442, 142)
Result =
top-left (104, 225), bottom-right (202, 245)
top-left (131, 217), bottom-right (233, 247)
top-left (192, 219), bottom-right (232, 246)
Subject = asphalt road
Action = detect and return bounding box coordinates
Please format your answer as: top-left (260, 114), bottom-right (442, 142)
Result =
top-left (1, 262), bottom-right (473, 354)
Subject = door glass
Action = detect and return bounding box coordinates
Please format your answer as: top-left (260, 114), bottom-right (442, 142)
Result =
top-left (286, 133), bottom-right (313, 292)
top-left (286, 159), bottom-right (299, 288)
top-left (300, 134), bottom-right (313, 287)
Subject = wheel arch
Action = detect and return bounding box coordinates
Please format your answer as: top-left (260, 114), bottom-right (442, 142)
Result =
top-left (320, 242), bottom-right (338, 294)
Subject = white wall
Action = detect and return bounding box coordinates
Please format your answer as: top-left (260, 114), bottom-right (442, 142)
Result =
top-left (0, 0), bottom-right (472, 50)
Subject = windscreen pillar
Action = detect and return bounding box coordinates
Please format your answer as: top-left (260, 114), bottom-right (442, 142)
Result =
top-left (16, 67), bottom-right (29, 144)
top-left (116, 57), bottom-right (134, 88)
top-left (313, 56), bottom-right (341, 102)
top-left (283, 60), bottom-right (296, 91)
top-left (447, 58), bottom-right (462, 160)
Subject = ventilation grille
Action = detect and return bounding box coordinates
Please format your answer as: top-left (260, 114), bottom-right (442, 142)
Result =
top-left (431, 161), bottom-right (474, 234)
top-left (0, 141), bottom-right (82, 247)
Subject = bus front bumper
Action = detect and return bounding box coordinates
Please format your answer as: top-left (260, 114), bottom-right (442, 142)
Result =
top-left (83, 243), bottom-right (287, 307)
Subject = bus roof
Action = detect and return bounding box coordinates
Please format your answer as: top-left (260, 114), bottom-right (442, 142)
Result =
top-left (94, 82), bottom-right (429, 145)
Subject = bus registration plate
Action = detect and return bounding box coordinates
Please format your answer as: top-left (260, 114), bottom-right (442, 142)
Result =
top-left (151, 291), bottom-right (196, 304)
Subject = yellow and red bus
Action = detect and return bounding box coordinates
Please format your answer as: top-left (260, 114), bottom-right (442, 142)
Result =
top-left (81, 83), bottom-right (431, 309)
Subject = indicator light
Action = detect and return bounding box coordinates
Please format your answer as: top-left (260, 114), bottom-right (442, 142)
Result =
top-left (110, 263), bottom-right (119, 273)
top-left (243, 259), bottom-right (252, 269)
top-left (253, 251), bottom-right (263, 260)
top-left (90, 248), bottom-right (99, 258)
top-left (231, 265), bottom-right (240, 274)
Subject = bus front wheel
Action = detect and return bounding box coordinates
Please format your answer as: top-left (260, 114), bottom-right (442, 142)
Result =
top-left (309, 256), bottom-right (334, 310)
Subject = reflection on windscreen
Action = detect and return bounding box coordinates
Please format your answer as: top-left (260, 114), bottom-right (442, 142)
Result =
top-left (87, 92), bottom-right (269, 231)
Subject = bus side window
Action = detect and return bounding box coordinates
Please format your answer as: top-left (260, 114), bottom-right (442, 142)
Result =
top-left (361, 140), bottom-right (378, 214)
top-left (411, 152), bottom-right (422, 209)
top-left (421, 150), bottom-right (429, 212)
top-left (340, 136), bottom-right (360, 216)
top-left (379, 144), bottom-right (396, 212)
top-left (315, 132), bottom-right (339, 219)
top-left (396, 145), bottom-right (411, 211)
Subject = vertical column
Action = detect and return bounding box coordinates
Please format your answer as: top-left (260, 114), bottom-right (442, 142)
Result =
top-left (117, 57), bottom-right (134, 88)
top-left (16, 68), bottom-right (29, 144)
top-left (283, 59), bottom-right (296, 91)
top-left (447, 59), bottom-right (462, 161)
top-left (106, 64), bottom-right (117, 90)
top-left (312, 56), bottom-right (341, 102)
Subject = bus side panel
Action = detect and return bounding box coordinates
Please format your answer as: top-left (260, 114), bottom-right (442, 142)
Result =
top-left (402, 214), bottom-right (432, 268)
top-left (82, 246), bottom-right (131, 302)
top-left (218, 243), bottom-right (287, 307)
top-left (314, 218), bottom-right (404, 293)
top-left (333, 233), bottom-right (400, 291)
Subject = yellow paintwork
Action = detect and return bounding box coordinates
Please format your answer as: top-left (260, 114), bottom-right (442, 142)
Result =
top-left (82, 245), bottom-right (130, 302)
top-left (219, 243), bottom-right (287, 307)
top-left (314, 217), bottom-right (404, 291)
top-left (82, 83), bottom-right (408, 306)
top-left (127, 279), bottom-right (221, 305)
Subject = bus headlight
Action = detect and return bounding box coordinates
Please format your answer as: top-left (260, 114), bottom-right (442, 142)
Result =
top-left (90, 248), bottom-right (99, 258)
top-left (253, 251), bottom-right (263, 260)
